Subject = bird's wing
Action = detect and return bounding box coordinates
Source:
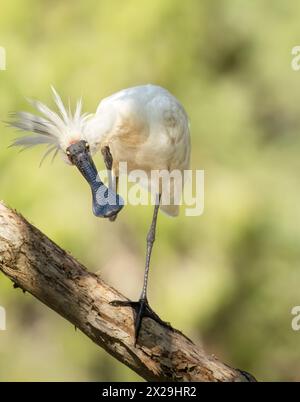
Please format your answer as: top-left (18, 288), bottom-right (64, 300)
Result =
top-left (91, 85), bottom-right (191, 218)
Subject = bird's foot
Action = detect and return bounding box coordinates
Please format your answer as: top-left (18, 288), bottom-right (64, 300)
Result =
top-left (110, 297), bottom-right (171, 345)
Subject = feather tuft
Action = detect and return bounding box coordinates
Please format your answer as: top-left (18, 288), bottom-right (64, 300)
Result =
top-left (8, 87), bottom-right (94, 163)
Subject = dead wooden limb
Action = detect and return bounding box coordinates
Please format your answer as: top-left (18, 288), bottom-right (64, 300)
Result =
top-left (0, 202), bottom-right (256, 382)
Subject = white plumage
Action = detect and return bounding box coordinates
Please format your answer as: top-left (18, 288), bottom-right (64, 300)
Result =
top-left (10, 84), bottom-right (190, 216)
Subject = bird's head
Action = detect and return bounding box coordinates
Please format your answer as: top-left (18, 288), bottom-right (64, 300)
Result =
top-left (8, 87), bottom-right (123, 219)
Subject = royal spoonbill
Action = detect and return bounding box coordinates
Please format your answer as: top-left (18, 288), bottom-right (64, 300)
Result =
top-left (9, 84), bottom-right (190, 343)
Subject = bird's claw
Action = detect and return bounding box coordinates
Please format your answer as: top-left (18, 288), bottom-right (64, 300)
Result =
top-left (110, 298), bottom-right (171, 345)
top-left (108, 213), bottom-right (118, 222)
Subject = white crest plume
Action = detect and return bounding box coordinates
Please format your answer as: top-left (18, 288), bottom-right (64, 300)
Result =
top-left (9, 87), bottom-right (93, 165)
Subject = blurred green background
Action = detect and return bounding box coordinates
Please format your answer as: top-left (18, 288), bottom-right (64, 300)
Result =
top-left (1, 0), bottom-right (300, 382)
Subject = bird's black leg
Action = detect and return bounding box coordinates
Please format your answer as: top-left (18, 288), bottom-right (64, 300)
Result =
top-left (101, 146), bottom-right (119, 222)
top-left (110, 194), bottom-right (172, 345)
top-left (101, 146), bottom-right (113, 171)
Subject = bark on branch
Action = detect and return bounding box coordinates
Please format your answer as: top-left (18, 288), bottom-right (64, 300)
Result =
top-left (0, 202), bottom-right (256, 382)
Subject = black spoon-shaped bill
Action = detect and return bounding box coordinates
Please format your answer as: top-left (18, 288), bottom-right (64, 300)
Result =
top-left (66, 140), bottom-right (124, 218)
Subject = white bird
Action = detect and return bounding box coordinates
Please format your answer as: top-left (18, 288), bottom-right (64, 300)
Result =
top-left (9, 84), bottom-right (190, 343)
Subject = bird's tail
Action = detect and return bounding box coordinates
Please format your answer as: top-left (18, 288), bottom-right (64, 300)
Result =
top-left (158, 176), bottom-right (183, 217)
top-left (160, 204), bottom-right (180, 217)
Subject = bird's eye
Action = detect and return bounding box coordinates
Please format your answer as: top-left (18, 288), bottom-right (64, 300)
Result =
top-left (85, 143), bottom-right (90, 151)
top-left (66, 150), bottom-right (71, 156)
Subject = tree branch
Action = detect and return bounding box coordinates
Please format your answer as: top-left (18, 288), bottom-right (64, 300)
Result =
top-left (0, 202), bottom-right (256, 382)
